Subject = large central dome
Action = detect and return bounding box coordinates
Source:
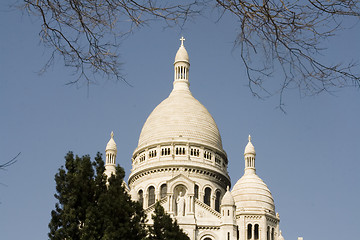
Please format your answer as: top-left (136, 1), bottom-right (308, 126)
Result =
top-left (136, 40), bottom-right (223, 152)
top-left (129, 38), bottom-right (230, 197)
top-left (137, 89), bottom-right (223, 150)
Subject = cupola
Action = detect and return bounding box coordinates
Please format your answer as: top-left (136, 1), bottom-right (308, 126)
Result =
top-left (231, 136), bottom-right (275, 214)
top-left (244, 135), bottom-right (256, 174)
top-left (221, 186), bottom-right (235, 206)
top-left (105, 131), bottom-right (117, 178)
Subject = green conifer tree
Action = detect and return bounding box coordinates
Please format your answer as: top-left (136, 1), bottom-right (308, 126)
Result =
top-left (148, 202), bottom-right (190, 240)
top-left (48, 152), bottom-right (147, 240)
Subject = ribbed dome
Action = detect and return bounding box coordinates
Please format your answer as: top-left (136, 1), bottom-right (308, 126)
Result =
top-left (221, 187), bottom-right (235, 206)
top-left (106, 131), bottom-right (117, 151)
top-left (137, 89), bottom-right (223, 150)
top-left (232, 172), bottom-right (275, 213)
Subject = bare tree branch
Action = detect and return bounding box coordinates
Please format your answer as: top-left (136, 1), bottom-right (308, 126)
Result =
top-left (0, 152), bottom-right (20, 171)
top-left (21, 0), bottom-right (203, 85)
top-left (20, 0), bottom-right (360, 108)
top-left (215, 0), bottom-right (360, 109)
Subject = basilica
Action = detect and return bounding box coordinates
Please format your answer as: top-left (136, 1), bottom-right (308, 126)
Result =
top-left (104, 38), bottom-right (287, 240)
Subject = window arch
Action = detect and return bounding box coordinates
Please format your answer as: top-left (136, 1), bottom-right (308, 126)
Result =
top-left (138, 190), bottom-right (143, 207)
top-left (267, 226), bottom-right (270, 240)
top-left (271, 228), bottom-right (274, 240)
top-left (148, 186), bottom-right (155, 206)
top-left (247, 224), bottom-right (252, 239)
top-left (160, 184), bottom-right (167, 199)
top-left (204, 187), bottom-right (211, 206)
top-left (254, 224), bottom-right (259, 239)
top-left (215, 190), bottom-right (221, 212)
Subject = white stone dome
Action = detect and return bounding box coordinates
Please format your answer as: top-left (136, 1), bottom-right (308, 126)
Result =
top-left (174, 38), bottom-right (189, 64)
top-left (137, 89), bottom-right (223, 151)
top-left (244, 135), bottom-right (256, 155)
top-left (221, 187), bottom-right (235, 206)
top-left (232, 172), bottom-right (275, 213)
top-left (106, 131), bottom-right (117, 151)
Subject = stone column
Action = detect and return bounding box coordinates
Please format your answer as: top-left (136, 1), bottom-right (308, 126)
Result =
top-left (169, 195), bottom-right (174, 215)
top-left (155, 190), bottom-right (160, 201)
top-left (144, 193), bottom-right (148, 208)
top-left (211, 195), bottom-right (216, 209)
top-left (261, 215), bottom-right (267, 240)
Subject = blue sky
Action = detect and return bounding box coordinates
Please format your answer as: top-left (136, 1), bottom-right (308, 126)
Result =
top-left (1, 2), bottom-right (360, 240)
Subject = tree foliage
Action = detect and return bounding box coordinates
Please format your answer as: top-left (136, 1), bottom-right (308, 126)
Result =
top-left (22, 0), bottom-right (360, 105)
top-left (48, 152), bottom-right (147, 240)
top-left (148, 202), bottom-right (190, 240)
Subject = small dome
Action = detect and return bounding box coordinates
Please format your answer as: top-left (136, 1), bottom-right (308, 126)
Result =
top-left (221, 186), bottom-right (235, 206)
top-left (106, 131), bottom-right (117, 151)
top-left (174, 37), bottom-right (189, 64)
top-left (232, 172), bottom-right (275, 213)
top-left (244, 135), bottom-right (255, 155)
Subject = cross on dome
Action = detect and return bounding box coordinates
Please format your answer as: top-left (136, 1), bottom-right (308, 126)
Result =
top-left (248, 134), bottom-right (252, 142)
top-left (180, 36), bottom-right (185, 46)
top-left (111, 131), bottom-right (114, 139)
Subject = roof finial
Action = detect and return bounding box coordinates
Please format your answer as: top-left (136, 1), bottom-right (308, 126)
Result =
top-left (248, 134), bottom-right (251, 142)
top-left (180, 36), bottom-right (185, 46)
top-left (227, 186), bottom-right (230, 191)
top-left (111, 131), bottom-right (114, 139)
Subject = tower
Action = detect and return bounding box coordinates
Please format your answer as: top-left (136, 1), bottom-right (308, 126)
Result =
top-left (232, 136), bottom-right (280, 240)
top-left (128, 38), bottom-right (230, 239)
top-left (220, 186), bottom-right (237, 240)
top-left (105, 131), bottom-right (117, 178)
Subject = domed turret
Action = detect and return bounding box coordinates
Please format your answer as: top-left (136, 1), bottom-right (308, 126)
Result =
top-left (244, 135), bottom-right (255, 155)
top-left (106, 131), bottom-right (117, 151)
top-left (221, 186), bottom-right (235, 206)
top-left (232, 136), bottom-right (275, 214)
top-left (174, 37), bottom-right (189, 64)
top-left (220, 186), bottom-right (237, 238)
top-left (105, 131), bottom-right (117, 178)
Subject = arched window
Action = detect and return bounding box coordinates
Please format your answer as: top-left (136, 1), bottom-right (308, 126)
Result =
top-left (247, 224), bottom-right (252, 239)
top-left (267, 226), bottom-right (270, 240)
top-left (215, 190), bottom-right (221, 212)
top-left (204, 187), bottom-right (211, 206)
top-left (148, 186), bottom-right (155, 206)
top-left (160, 184), bottom-right (167, 199)
top-left (138, 190), bottom-right (143, 207)
top-left (228, 232), bottom-right (230, 240)
top-left (194, 185), bottom-right (199, 199)
top-left (254, 224), bottom-right (259, 239)
top-left (271, 228), bottom-right (274, 240)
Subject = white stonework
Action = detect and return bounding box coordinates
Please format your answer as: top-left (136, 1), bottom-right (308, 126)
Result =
top-left (105, 131), bottom-right (117, 179)
top-left (105, 38), bottom-right (293, 240)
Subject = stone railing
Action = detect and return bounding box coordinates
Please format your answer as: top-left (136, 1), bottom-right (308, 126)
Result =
top-left (195, 198), bottom-right (221, 218)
